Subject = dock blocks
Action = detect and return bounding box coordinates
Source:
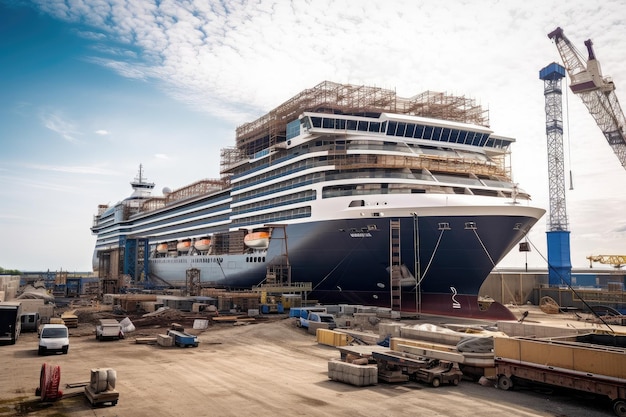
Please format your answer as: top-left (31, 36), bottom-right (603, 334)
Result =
top-left (327, 358), bottom-right (378, 386)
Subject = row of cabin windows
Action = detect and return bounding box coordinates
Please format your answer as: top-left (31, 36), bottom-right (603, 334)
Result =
top-left (306, 116), bottom-right (509, 149)
top-left (232, 190), bottom-right (316, 215)
top-left (231, 206), bottom-right (311, 227)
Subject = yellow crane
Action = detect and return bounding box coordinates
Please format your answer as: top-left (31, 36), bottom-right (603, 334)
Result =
top-left (587, 255), bottom-right (626, 269)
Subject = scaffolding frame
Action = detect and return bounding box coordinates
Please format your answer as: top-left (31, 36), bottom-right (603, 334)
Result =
top-left (140, 179), bottom-right (226, 212)
top-left (234, 81), bottom-right (490, 158)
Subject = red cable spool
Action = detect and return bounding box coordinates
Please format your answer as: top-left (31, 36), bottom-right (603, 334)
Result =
top-left (37, 363), bottom-right (63, 402)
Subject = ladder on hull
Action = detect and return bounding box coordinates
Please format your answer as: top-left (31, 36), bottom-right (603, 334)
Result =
top-left (390, 219), bottom-right (402, 312)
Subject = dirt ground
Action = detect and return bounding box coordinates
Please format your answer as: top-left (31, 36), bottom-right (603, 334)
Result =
top-left (0, 307), bottom-right (617, 417)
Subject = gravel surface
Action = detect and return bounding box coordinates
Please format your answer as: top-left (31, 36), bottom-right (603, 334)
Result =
top-left (0, 310), bottom-right (616, 417)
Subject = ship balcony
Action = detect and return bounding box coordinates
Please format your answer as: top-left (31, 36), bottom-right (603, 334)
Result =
top-left (332, 154), bottom-right (508, 179)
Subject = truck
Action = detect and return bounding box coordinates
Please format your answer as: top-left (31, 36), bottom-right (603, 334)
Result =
top-left (20, 312), bottom-right (40, 332)
top-left (166, 329), bottom-right (199, 347)
top-left (494, 336), bottom-right (626, 417)
top-left (0, 302), bottom-right (22, 345)
top-left (291, 307), bottom-right (336, 329)
top-left (371, 350), bottom-right (463, 386)
top-left (95, 319), bottom-right (124, 341)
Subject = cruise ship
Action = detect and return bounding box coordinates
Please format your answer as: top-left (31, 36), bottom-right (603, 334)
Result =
top-left (91, 81), bottom-right (545, 320)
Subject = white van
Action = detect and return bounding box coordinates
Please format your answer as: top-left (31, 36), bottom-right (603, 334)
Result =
top-left (38, 324), bottom-right (69, 355)
top-left (95, 319), bottom-right (124, 341)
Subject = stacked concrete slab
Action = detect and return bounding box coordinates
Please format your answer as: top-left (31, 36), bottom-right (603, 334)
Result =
top-left (327, 358), bottom-right (378, 386)
top-left (157, 334), bottom-right (174, 347)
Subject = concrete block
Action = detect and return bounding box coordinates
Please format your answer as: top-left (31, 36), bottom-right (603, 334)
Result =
top-left (327, 359), bottom-right (377, 386)
top-left (157, 334), bottom-right (174, 347)
top-left (379, 322), bottom-right (403, 339)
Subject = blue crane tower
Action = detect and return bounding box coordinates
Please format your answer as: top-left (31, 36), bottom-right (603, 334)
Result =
top-left (539, 62), bottom-right (572, 286)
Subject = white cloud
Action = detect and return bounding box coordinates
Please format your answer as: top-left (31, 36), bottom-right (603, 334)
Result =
top-left (25, 164), bottom-right (122, 176)
top-left (40, 111), bottom-right (81, 143)
top-left (94, 129), bottom-right (109, 135)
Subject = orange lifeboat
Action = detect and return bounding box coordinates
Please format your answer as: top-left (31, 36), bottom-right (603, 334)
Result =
top-left (244, 231), bottom-right (270, 249)
top-left (176, 240), bottom-right (192, 252)
top-left (194, 238), bottom-right (211, 251)
top-left (156, 243), bottom-right (168, 254)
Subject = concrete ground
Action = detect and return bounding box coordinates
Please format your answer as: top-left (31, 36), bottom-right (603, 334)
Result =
top-left (0, 311), bottom-right (618, 417)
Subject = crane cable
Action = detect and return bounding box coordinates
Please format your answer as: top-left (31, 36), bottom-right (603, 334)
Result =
top-left (522, 231), bottom-right (615, 333)
top-left (564, 69), bottom-right (574, 190)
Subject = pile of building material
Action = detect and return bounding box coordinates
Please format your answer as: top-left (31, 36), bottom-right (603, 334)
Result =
top-left (327, 358), bottom-right (378, 387)
top-left (60, 311), bottom-right (78, 328)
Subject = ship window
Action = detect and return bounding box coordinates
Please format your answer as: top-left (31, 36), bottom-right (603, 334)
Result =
top-left (286, 119), bottom-right (300, 139)
top-left (311, 117), bottom-right (322, 128)
top-left (322, 117), bottom-right (334, 129)
top-left (423, 126), bottom-right (433, 140)
top-left (433, 127), bottom-right (442, 141)
top-left (441, 128), bottom-right (451, 142)
top-left (405, 124), bottom-right (415, 137)
top-left (386, 121), bottom-right (397, 136)
top-left (357, 121), bottom-right (368, 131)
top-left (414, 124), bottom-right (424, 139)
top-left (369, 121), bottom-right (381, 132)
top-left (336, 119), bottom-right (346, 130)
top-left (349, 200), bottom-right (365, 207)
top-left (458, 131), bottom-right (468, 143)
top-left (396, 122), bottom-right (406, 137)
top-left (347, 119), bottom-right (357, 130)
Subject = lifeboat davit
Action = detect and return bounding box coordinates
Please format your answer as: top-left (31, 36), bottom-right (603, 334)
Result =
top-left (244, 231), bottom-right (270, 249)
top-left (176, 240), bottom-right (192, 252)
top-left (194, 238), bottom-right (211, 251)
top-left (156, 243), bottom-right (168, 254)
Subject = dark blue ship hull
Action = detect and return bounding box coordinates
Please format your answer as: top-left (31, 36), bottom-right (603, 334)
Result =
top-left (218, 213), bottom-right (539, 320)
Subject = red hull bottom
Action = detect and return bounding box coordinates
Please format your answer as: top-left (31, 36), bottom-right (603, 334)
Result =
top-left (401, 293), bottom-right (517, 321)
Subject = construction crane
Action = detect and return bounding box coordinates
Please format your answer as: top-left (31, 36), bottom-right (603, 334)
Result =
top-left (587, 255), bottom-right (626, 269)
top-left (548, 27), bottom-right (626, 168)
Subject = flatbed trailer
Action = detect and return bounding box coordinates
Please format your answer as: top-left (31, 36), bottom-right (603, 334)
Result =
top-left (494, 336), bottom-right (626, 416)
top-left (84, 385), bottom-right (119, 407)
top-left (166, 330), bottom-right (199, 347)
top-left (371, 350), bottom-right (462, 386)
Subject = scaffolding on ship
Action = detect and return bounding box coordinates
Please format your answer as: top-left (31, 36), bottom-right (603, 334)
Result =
top-left (233, 81), bottom-right (489, 159)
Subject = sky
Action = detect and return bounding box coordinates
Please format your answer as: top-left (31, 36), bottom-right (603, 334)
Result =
top-left (1, 0), bottom-right (626, 274)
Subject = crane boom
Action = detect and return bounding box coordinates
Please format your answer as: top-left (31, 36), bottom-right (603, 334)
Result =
top-left (587, 255), bottom-right (626, 269)
top-left (548, 27), bottom-right (626, 168)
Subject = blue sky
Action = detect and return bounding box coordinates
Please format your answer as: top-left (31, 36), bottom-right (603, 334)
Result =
top-left (1, 0), bottom-right (626, 273)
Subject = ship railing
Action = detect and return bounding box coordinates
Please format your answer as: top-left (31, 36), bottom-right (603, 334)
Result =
top-left (251, 282), bottom-right (313, 292)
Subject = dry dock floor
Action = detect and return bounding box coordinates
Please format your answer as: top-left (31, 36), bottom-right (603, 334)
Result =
top-left (0, 308), bottom-right (620, 417)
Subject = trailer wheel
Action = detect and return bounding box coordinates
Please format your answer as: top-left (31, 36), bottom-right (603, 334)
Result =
top-left (452, 377), bottom-right (459, 386)
top-left (497, 375), bottom-right (513, 391)
top-left (613, 399), bottom-right (626, 417)
top-left (431, 377), bottom-right (441, 388)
